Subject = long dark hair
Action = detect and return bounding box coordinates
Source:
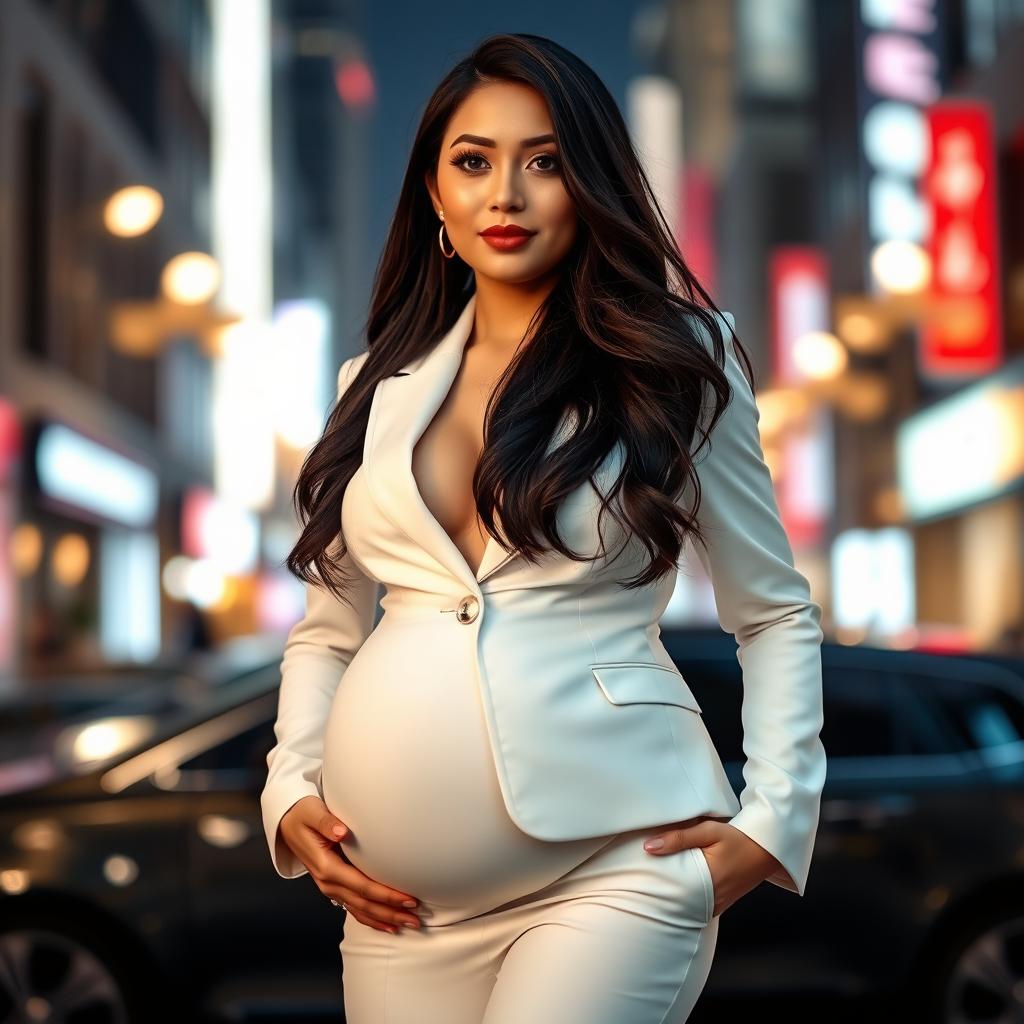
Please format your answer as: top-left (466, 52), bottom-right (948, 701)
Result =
top-left (287, 31), bottom-right (755, 604)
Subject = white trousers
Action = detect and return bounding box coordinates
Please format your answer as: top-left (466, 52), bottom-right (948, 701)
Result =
top-left (338, 823), bottom-right (720, 1024)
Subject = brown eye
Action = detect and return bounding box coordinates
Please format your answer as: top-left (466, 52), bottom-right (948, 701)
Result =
top-left (449, 148), bottom-right (488, 172)
top-left (531, 154), bottom-right (560, 172)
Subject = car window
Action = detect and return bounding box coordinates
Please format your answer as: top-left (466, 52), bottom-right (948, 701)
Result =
top-left (820, 667), bottom-right (897, 758)
top-left (683, 659), bottom-right (902, 761)
top-left (899, 673), bottom-right (1024, 753)
top-left (178, 715), bottom-right (276, 782)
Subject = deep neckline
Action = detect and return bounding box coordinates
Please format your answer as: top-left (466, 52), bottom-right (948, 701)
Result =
top-left (407, 358), bottom-right (508, 582)
top-left (410, 438), bottom-right (492, 579)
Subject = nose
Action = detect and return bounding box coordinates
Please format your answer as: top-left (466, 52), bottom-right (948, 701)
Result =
top-left (489, 164), bottom-right (525, 211)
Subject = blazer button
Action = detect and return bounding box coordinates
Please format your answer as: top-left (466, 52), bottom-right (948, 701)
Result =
top-left (455, 595), bottom-right (479, 623)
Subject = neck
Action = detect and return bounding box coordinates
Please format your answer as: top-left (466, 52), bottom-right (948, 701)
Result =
top-left (469, 272), bottom-right (559, 355)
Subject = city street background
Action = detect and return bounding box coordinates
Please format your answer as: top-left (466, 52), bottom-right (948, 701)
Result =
top-left (0, 1), bottom-right (1021, 1022)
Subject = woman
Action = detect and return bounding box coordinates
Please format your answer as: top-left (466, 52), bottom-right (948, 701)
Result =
top-left (262, 32), bottom-right (826, 1024)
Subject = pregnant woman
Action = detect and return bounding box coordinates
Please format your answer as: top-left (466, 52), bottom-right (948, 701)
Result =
top-left (262, 32), bottom-right (826, 1024)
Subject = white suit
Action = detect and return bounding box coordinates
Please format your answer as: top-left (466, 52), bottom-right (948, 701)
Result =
top-left (261, 291), bottom-right (827, 1022)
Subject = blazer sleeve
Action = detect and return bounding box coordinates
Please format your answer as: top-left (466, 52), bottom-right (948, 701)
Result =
top-left (687, 310), bottom-right (826, 897)
top-left (260, 354), bottom-right (381, 879)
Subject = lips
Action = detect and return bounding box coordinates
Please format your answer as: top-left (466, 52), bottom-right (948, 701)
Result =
top-left (480, 224), bottom-right (535, 237)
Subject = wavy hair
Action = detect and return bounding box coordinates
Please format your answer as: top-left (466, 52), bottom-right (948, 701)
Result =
top-left (286, 31), bottom-right (755, 604)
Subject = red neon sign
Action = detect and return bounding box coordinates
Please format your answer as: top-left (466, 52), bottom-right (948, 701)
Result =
top-left (920, 100), bottom-right (1002, 376)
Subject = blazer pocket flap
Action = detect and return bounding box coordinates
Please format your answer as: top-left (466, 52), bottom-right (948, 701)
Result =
top-left (591, 663), bottom-right (702, 713)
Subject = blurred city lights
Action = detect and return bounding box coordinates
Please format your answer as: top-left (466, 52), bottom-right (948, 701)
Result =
top-left (836, 311), bottom-right (888, 353)
top-left (334, 58), bottom-right (375, 110)
top-left (792, 331), bottom-right (849, 380)
top-left (832, 527), bottom-right (915, 635)
top-left (897, 367), bottom-right (1024, 520)
top-left (208, 574), bottom-right (240, 613)
top-left (770, 247), bottom-right (830, 386)
top-left (0, 400), bottom-right (22, 475)
top-left (162, 555), bottom-right (192, 601)
top-left (2, 0), bottom-right (1021, 671)
top-left (211, 0), bottom-right (273, 320)
top-left (834, 372), bottom-right (890, 421)
top-left (99, 529), bottom-right (160, 662)
top-left (0, 871), bottom-right (30, 896)
top-left (213, 319), bottom-right (277, 509)
top-left (161, 251), bottom-right (222, 306)
top-left (35, 423), bottom-right (158, 529)
top-left (73, 720), bottom-right (143, 762)
top-left (195, 496), bottom-right (260, 575)
top-left (103, 185), bottom-right (164, 237)
top-left (755, 388), bottom-right (812, 437)
top-left (257, 569), bottom-right (306, 632)
top-left (920, 100), bottom-right (1002, 375)
top-left (9, 523), bottom-right (42, 577)
top-left (271, 299), bottom-right (332, 449)
top-left (51, 533), bottom-right (90, 587)
top-left (183, 558), bottom-right (228, 609)
top-left (870, 239), bottom-right (931, 294)
top-left (103, 855), bottom-right (140, 887)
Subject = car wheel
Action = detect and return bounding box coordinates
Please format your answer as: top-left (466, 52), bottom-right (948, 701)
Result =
top-left (926, 907), bottom-right (1024, 1023)
top-left (0, 916), bottom-right (157, 1024)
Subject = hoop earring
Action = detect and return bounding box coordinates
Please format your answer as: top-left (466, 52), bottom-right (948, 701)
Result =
top-left (438, 221), bottom-right (456, 259)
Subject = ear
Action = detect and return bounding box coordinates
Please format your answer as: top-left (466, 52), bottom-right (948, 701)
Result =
top-left (424, 170), bottom-right (441, 216)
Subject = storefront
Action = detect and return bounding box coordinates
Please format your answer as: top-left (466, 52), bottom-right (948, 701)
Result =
top-left (19, 417), bottom-right (161, 674)
top-left (896, 357), bottom-right (1024, 651)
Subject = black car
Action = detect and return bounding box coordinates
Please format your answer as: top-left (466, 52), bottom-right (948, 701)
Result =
top-left (1, 634), bottom-right (1022, 1022)
top-left (666, 629), bottom-right (1024, 1021)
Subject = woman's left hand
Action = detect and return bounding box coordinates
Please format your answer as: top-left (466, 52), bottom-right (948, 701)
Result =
top-left (642, 816), bottom-right (783, 917)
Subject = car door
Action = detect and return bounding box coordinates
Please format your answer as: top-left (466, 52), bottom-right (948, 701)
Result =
top-left (893, 665), bottom-right (1024, 890)
top-left (170, 694), bottom-right (345, 1005)
top-left (679, 656), bottom-right (817, 966)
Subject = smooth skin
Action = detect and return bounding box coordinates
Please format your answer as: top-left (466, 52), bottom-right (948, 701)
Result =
top-left (280, 796), bottom-right (423, 934)
top-left (282, 79), bottom-right (786, 933)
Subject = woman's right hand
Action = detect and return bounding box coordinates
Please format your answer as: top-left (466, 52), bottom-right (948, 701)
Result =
top-left (279, 796), bottom-right (423, 934)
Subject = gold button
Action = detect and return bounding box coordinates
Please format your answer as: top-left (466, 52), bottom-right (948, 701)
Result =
top-left (455, 595), bottom-right (479, 624)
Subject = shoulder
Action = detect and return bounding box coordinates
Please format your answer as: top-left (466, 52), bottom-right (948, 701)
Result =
top-left (689, 308), bottom-right (736, 354)
top-left (336, 351), bottom-right (372, 399)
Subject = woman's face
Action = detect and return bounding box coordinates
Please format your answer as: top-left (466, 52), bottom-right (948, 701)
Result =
top-left (426, 81), bottom-right (578, 286)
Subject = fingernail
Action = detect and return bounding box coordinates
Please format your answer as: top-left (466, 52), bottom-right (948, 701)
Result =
top-left (402, 918), bottom-right (421, 928)
top-left (644, 838), bottom-right (664, 851)
top-left (402, 899), bottom-right (417, 907)
top-left (332, 825), bottom-right (347, 838)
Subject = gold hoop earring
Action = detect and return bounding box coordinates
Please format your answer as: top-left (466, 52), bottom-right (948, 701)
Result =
top-left (438, 220), bottom-right (456, 259)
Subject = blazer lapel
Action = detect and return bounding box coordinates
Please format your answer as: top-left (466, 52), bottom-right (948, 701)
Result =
top-left (362, 290), bottom-right (579, 591)
top-left (362, 292), bottom-right (515, 591)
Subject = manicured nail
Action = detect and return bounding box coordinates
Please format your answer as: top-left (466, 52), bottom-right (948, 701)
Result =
top-left (402, 900), bottom-right (417, 907)
top-left (644, 837), bottom-right (664, 851)
top-left (332, 825), bottom-right (347, 837)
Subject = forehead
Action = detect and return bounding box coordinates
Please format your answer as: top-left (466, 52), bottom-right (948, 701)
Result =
top-left (445, 82), bottom-right (554, 142)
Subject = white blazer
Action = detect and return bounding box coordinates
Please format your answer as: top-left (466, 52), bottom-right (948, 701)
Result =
top-left (262, 292), bottom-right (826, 897)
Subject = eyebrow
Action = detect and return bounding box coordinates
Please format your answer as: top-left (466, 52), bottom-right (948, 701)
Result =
top-left (449, 132), bottom-right (557, 149)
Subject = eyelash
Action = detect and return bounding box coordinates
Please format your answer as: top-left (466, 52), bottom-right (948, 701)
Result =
top-left (448, 147), bottom-right (561, 174)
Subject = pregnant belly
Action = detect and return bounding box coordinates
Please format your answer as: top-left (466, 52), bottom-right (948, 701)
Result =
top-left (320, 619), bottom-right (609, 917)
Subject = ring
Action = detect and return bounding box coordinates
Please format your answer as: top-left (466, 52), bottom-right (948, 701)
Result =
top-left (329, 898), bottom-right (347, 910)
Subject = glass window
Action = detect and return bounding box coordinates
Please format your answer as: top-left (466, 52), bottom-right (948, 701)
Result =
top-left (900, 672), bottom-right (1024, 754)
top-left (820, 667), bottom-right (896, 759)
top-left (179, 715), bottom-right (276, 782)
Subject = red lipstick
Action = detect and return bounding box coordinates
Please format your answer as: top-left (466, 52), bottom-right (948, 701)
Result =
top-left (479, 223), bottom-right (536, 251)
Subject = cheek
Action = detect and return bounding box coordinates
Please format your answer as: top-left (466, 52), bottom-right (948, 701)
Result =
top-left (542, 200), bottom-right (578, 255)
top-left (439, 186), bottom-right (478, 218)
top-left (540, 189), bottom-right (577, 239)
top-left (436, 169), bottom-right (481, 215)
top-left (538, 187), bottom-right (575, 227)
